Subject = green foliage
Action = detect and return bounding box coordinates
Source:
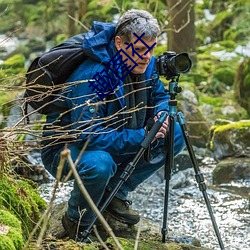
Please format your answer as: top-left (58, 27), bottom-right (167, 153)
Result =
top-left (196, 0), bottom-right (250, 46)
top-left (154, 44), bottom-right (167, 57)
top-left (234, 57), bottom-right (250, 115)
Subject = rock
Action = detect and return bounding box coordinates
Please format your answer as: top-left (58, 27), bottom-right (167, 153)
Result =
top-left (45, 202), bottom-right (212, 250)
top-left (170, 168), bottom-right (193, 189)
top-left (181, 89), bottom-right (199, 105)
top-left (221, 105), bottom-right (237, 116)
top-left (209, 120), bottom-right (250, 160)
top-left (213, 157), bottom-right (250, 184)
top-left (179, 100), bottom-right (211, 148)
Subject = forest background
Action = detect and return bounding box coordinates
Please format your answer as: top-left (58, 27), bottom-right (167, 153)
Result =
top-left (0, 0), bottom-right (250, 126)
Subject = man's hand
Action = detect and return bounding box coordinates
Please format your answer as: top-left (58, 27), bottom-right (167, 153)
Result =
top-left (154, 111), bottom-right (169, 139)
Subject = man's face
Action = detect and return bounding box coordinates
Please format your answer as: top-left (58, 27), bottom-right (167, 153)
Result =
top-left (115, 35), bottom-right (157, 74)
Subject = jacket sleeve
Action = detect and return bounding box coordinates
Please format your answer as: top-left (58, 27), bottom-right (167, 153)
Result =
top-left (65, 61), bottom-right (146, 156)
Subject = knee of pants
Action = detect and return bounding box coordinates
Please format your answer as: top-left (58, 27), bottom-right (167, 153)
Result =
top-left (76, 150), bottom-right (117, 182)
top-left (174, 122), bottom-right (186, 155)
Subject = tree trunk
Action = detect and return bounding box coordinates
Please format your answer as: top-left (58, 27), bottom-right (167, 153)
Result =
top-left (67, 0), bottom-right (77, 36)
top-left (167, 0), bottom-right (196, 62)
top-left (78, 0), bottom-right (88, 20)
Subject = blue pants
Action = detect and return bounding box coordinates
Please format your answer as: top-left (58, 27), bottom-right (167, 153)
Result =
top-left (41, 123), bottom-right (185, 226)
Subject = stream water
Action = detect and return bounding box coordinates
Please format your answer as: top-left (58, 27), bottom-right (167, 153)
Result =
top-left (38, 156), bottom-right (250, 250)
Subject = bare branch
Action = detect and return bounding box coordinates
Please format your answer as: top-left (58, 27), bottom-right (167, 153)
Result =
top-left (63, 148), bottom-right (124, 250)
top-left (68, 14), bottom-right (90, 32)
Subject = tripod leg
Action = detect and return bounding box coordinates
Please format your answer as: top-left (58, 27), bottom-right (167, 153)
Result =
top-left (81, 112), bottom-right (168, 240)
top-left (177, 112), bottom-right (225, 250)
top-left (162, 114), bottom-right (175, 243)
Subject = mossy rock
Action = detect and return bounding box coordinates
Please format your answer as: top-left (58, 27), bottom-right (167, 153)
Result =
top-left (0, 174), bottom-right (47, 239)
top-left (107, 237), bottom-right (210, 250)
top-left (199, 92), bottom-right (249, 122)
top-left (213, 157), bottom-right (250, 184)
top-left (28, 237), bottom-right (211, 250)
top-left (209, 120), bottom-right (250, 160)
top-left (44, 202), bottom-right (211, 250)
top-left (0, 209), bottom-right (24, 250)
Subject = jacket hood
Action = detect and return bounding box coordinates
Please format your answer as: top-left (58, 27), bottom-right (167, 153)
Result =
top-left (82, 21), bottom-right (116, 63)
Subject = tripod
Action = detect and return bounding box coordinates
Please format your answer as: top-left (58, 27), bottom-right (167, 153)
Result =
top-left (82, 77), bottom-right (225, 250)
top-left (161, 77), bottom-right (225, 249)
top-left (81, 110), bottom-right (168, 241)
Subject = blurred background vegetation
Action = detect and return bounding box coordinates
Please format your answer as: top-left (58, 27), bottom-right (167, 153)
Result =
top-left (0, 0), bottom-right (250, 125)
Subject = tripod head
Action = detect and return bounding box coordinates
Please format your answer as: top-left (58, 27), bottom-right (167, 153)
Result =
top-left (168, 76), bottom-right (182, 100)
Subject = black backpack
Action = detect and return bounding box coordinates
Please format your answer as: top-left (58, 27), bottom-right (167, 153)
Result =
top-left (24, 34), bottom-right (87, 115)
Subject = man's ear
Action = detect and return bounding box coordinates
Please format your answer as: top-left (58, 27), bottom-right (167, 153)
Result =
top-left (114, 36), bottom-right (122, 50)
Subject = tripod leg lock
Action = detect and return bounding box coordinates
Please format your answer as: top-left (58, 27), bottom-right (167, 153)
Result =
top-left (120, 162), bottom-right (135, 182)
top-left (195, 172), bottom-right (207, 192)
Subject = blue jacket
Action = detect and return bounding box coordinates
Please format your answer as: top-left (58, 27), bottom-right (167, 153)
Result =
top-left (44, 21), bottom-right (170, 156)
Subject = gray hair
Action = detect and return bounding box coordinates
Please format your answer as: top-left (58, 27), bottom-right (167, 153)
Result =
top-left (115, 9), bottom-right (160, 41)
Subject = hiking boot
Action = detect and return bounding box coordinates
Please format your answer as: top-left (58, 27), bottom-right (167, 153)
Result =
top-left (61, 213), bottom-right (97, 243)
top-left (105, 196), bottom-right (140, 225)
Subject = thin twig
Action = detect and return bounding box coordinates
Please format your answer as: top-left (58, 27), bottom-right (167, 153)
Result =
top-left (68, 14), bottom-right (90, 31)
top-left (93, 225), bottom-right (110, 250)
top-left (62, 148), bottom-right (124, 250)
top-left (134, 220), bottom-right (142, 250)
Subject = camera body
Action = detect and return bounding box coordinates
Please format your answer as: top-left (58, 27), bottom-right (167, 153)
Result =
top-left (156, 51), bottom-right (192, 79)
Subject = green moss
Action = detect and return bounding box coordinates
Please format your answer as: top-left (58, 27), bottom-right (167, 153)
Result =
top-left (0, 235), bottom-right (16, 250)
top-left (0, 54), bottom-right (26, 86)
top-left (217, 40), bottom-right (237, 51)
top-left (0, 209), bottom-right (21, 229)
top-left (1, 58), bottom-right (25, 79)
top-left (0, 175), bottom-right (46, 239)
top-left (106, 237), bottom-right (208, 250)
top-left (213, 67), bottom-right (235, 86)
top-left (7, 228), bottom-right (24, 249)
top-left (199, 95), bottom-right (224, 107)
top-left (213, 120), bottom-right (250, 133)
top-left (0, 209), bottom-right (24, 249)
top-left (199, 90), bottom-right (249, 122)
top-left (2, 54), bottom-right (25, 69)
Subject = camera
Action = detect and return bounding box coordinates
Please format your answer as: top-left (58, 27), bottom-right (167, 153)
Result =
top-left (156, 51), bottom-right (192, 79)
